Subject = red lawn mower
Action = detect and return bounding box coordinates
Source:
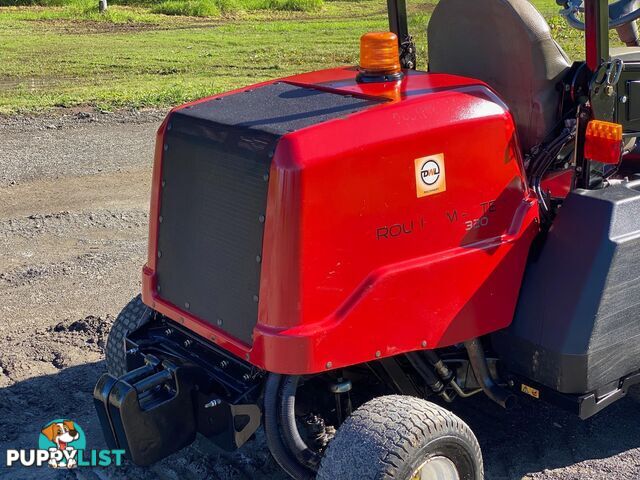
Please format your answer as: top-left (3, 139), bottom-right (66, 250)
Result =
top-left (94, 1), bottom-right (640, 478)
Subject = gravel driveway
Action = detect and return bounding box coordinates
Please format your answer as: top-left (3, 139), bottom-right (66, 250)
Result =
top-left (1, 111), bottom-right (639, 480)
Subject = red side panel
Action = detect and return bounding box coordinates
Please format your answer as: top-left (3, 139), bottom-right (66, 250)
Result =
top-left (540, 169), bottom-right (574, 199)
top-left (143, 68), bottom-right (540, 374)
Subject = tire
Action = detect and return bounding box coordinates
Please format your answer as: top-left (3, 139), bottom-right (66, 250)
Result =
top-left (316, 395), bottom-right (483, 480)
top-left (105, 295), bottom-right (153, 377)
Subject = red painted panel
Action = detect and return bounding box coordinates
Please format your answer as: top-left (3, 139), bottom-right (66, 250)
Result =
top-left (142, 67), bottom-right (540, 374)
top-left (541, 169), bottom-right (574, 199)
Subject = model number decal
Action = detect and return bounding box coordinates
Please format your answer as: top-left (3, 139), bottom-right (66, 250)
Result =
top-left (464, 201), bottom-right (496, 231)
top-left (465, 217), bottom-right (489, 231)
top-left (446, 200), bottom-right (496, 231)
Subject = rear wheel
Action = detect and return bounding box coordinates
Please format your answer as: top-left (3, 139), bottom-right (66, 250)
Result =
top-left (105, 295), bottom-right (152, 376)
top-left (316, 395), bottom-right (483, 480)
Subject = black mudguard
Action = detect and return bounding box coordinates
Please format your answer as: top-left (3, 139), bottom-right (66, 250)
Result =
top-left (494, 179), bottom-right (640, 397)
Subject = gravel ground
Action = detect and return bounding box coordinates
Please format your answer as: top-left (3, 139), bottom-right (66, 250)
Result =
top-left (1, 110), bottom-right (639, 480)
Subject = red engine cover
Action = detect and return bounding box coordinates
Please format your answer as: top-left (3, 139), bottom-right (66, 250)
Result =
top-left (143, 68), bottom-right (540, 374)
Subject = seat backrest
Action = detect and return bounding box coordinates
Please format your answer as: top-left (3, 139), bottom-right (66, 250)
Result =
top-left (428, 0), bottom-right (571, 152)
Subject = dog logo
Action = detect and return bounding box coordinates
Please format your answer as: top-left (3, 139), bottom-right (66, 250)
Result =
top-left (38, 419), bottom-right (85, 469)
top-left (6, 417), bottom-right (124, 468)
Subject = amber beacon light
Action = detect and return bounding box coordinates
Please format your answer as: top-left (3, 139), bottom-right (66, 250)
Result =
top-left (358, 31), bottom-right (403, 82)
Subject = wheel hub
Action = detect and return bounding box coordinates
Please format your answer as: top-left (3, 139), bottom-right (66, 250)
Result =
top-left (411, 456), bottom-right (460, 480)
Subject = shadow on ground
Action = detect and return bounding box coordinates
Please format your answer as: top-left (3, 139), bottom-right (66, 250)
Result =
top-left (1, 362), bottom-right (639, 479)
top-left (451, 385), bottom-right (640, 479)
top-left (0, 361), bottom-right (283, 480)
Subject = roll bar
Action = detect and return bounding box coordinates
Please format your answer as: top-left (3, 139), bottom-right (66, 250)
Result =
top-left (386, 0), bottom-right (416, 69)
top-left (387, 0), bottom-right (409, 46)
top-left (583, 0), bottom-right (610, 70)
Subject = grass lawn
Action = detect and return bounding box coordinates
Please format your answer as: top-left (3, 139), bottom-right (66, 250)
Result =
top-left (0, 0), bottom-right (616, 114)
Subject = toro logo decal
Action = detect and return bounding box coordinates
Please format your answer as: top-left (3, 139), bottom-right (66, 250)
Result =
top-left (415, 153), bottom-right (446, 198)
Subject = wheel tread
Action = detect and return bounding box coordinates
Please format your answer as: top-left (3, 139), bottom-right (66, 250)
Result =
top-left (316, 395), bottom-right (483, 480)
top-left (105, 295), bottom-right (152, 376)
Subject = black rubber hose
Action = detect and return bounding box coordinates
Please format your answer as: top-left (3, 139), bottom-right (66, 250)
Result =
top-left (279, 375), bottom-right (322, 470)
top-left (405, 352), bottom-right (445, 393)
top-left (423, 350), bottom-right (454, 383)
top-left (264, 374), bottom-right (314, 480)
top-left (464, 339), bottom-right (516, 409)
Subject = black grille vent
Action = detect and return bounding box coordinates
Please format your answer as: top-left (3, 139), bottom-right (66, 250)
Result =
top-left (155, 82), bottom-right (382, 344)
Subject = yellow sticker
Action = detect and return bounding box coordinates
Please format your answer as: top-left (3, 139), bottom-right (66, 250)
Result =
top-left (521, 384), bottom-right (540, 399)
top-left (415, 154), bottom-right (446, 198)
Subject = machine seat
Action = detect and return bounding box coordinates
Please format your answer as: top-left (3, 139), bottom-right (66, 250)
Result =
top-left (428, 0), bottom-right (571, 153)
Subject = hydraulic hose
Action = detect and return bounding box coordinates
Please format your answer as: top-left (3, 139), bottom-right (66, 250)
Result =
top-left (528, 125), bottom-right (576, 222)
top-left (423, 350), bottom-right (453, 383)
top-left (279, 376), bottom-right (322, 470)
top-left (406, 352), bottom-right (447, 395)
top-left (264, 374), bottom-right (314, 480)
top-left (423, 350), bottom-right (482, 398)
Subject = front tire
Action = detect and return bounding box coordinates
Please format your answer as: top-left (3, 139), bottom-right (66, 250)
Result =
top-left (105, 295), bottom-right (152, 377)
top-left (316, 395), bottom-right (483, 480)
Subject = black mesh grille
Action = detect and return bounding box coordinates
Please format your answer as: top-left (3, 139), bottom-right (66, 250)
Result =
top-left (155, 83), bottom-right (382, 344)
top-left (156, 120), bottom-right (274, 344)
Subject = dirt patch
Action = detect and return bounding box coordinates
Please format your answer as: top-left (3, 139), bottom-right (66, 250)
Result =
top-left (407, 2), bottom-right (435, 13)
top-left (0, 315), bottom-right (113, 399)
top-left (0, 108), bottom-right (166, 132)
top-left (51, 315), bottom-right (113, 345)
top-left (23, 16), bottom-right (223, 35)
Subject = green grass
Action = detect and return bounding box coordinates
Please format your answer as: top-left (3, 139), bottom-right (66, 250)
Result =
top-left (148, 0), bottom-right (321, 16)
top-left (0, 0), bottom-right (619, 114)
top-left (150, 0), bottom-right (219, 17)
top-left (0, 0), bottom-right (323, 14)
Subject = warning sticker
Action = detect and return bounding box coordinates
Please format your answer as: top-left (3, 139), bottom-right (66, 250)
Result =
top-left (521, 384), bottom-right (540, 399)
top-left (415, 154), bottom-right (446, 198)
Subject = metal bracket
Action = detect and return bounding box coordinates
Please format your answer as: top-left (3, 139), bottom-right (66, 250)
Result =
top-left (590, 58), bottom-right (624, 121)
top-left (399, 35), bottom-right (417, 70)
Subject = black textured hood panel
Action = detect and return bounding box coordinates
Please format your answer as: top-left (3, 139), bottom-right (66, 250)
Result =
top-left (180, 81), bottom-right (381, 135)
